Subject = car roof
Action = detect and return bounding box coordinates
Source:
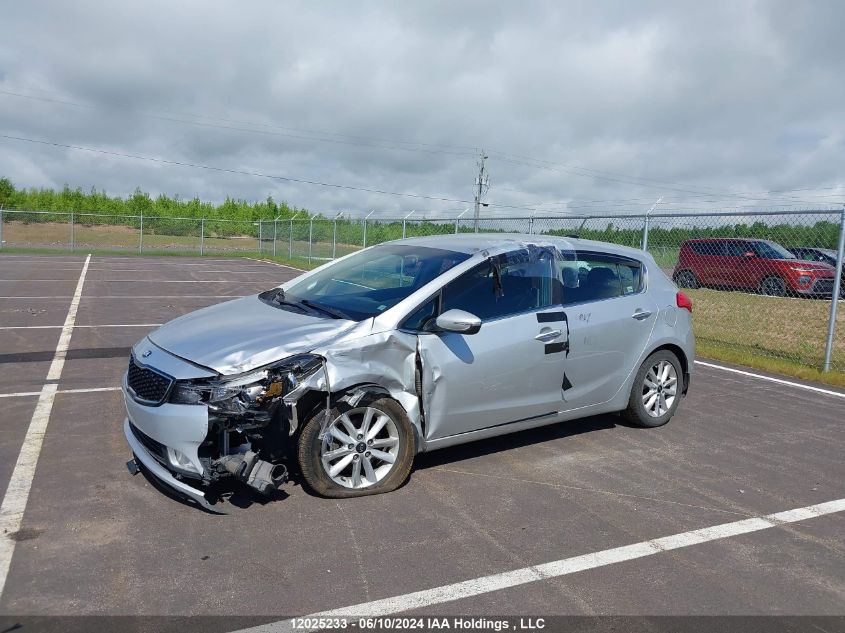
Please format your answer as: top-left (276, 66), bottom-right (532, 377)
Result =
top-left (389, 233), bottom-right (647, 259)
top-left (685, 237), bottom-right (753, 242)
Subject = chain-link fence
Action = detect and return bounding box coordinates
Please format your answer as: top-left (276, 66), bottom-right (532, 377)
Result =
top-left (1, 206), bottom-right (843, 372)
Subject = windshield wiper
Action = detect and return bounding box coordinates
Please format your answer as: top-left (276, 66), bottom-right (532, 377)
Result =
top-left (300, 299), bottom-right (351, 320)
top-left (259, 288), bottom-right (309, 313)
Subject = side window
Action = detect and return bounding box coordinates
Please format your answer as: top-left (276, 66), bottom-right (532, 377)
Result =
top-left (693, 241), bottom-right (724, 256)
top-left (441, 249), bottom-right (554, 321)
top-left (560, 252), bottom-right (642, 304)
top-left (617, 261), bottom-right (642, 295)
top-left (401, 296), bottom-right (438, 331)
top-left (724, 241), bottom-right (749, 257)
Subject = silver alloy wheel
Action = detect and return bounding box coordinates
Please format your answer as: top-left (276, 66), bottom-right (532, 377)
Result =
top-left (320, 406), bottom-right (400, 489)
top-left (641, 360), bottom-right (678, 418)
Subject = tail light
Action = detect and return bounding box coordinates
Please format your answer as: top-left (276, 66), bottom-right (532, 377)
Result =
top-left (676, 291), bottom-right (693, 313)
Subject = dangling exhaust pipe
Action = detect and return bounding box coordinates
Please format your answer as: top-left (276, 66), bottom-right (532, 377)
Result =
top-left (216, 451), bottom-right (288, 496)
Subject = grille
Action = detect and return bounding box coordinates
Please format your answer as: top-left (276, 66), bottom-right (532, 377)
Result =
top-left (811, 278), bottom-right (835, 294)
top-left (127, 356), bottom-right (174, 405)
top-left (129, 421), bottom-right (168, 464)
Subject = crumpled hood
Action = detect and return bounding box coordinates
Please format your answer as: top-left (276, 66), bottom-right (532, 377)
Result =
top-left (148, 295), bottom-right (359, 374)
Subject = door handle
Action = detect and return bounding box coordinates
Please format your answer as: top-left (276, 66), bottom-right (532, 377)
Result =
top-left (534, 329), bottom-right (562, 342)
top-left (632, 310), bottom-right (652, 320)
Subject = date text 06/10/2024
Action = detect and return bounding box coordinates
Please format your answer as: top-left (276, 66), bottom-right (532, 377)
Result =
top-left (291, 617), bottom-right (546, 630)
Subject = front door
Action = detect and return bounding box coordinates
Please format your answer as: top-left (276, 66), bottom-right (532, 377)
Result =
top-left (414, 247), bottom-right (568, 440)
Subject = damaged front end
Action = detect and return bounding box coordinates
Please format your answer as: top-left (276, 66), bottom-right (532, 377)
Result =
top-left (181, 354), bottom-right (324, 493)
top-left (127, 352), bottom-right (325, 509)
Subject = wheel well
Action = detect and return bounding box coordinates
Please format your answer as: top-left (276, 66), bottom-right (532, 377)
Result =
top-left (650, 343), bottom-right (690, 393)
top-left (293, 385), bottom-right (424, 453)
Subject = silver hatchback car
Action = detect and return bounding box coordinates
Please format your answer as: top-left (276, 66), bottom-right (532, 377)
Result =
top-left (123, 234), bottom-right (694, 510)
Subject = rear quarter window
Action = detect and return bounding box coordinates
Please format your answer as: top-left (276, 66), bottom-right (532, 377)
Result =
top-left (689, 241), bottom-right (724, 256)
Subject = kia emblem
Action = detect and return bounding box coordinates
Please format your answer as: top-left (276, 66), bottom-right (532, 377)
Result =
top-left (141, 350), bottom-right (152, 358)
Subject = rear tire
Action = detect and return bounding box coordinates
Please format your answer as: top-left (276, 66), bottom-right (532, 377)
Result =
top-left (674, 270), bottom-right (699, 289)
top-left (297, 397), bottom-right (415, 498)
top-left (759, 276), bottom-right (786, 297)
top-left (623, 350), bottom-right (684, 428)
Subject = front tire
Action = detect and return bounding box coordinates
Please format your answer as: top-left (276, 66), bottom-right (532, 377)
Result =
top-left (297, 397), bottom-right (415, 498)
top-left (759, 276), bottom-right (786, 297)
top-left (623, 350), bottom-right (683, 428)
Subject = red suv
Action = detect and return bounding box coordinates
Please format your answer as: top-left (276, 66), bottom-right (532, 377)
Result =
top-left (673, 238), bottom-right (836, 297)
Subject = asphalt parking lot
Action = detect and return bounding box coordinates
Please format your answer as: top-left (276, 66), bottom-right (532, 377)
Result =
top-left (0, 253), bottom-right (843, 625)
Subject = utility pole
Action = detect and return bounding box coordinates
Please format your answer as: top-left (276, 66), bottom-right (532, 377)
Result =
top-left (473, 150), bottom-right (489, 233)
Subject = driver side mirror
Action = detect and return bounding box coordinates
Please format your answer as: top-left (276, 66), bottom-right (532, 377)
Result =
top-left (435, 309), bottom-right (482, 335)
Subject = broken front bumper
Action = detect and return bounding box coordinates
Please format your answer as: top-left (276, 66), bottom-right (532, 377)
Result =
top-left (123, 418), bottom-right (216, 512)
top-left (122, 371), bottom-right (216, 510)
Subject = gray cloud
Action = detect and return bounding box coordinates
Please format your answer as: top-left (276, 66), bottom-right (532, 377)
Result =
top-left (1, 0), bottom-right (843, 218)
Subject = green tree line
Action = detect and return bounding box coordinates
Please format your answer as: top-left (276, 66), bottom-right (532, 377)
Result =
top-left (0, 178), bottom-right (839, 248)
top-left (0, 178), bottom-right (309, 238)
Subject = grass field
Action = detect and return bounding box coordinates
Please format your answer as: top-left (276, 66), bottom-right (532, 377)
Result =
top-left (0, 220), bottom-right (361, 260)
top-left (686, 288), bottom-right (845, 384)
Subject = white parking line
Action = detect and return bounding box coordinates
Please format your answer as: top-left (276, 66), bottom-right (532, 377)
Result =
top-left (238, 497), bottom-right (845, 632)
top-left (0, 386), bottom-right (121, 399)
top-left (694, 360), bottom-right (845, 399)
top-left (0, 279), bottom-right (238, 283)
top-left (0, 295), bottom-right (246, 299)
top-left (85, 269), bottom-right (275, 273)
top-left (0, 324), bottom-right (161, 330)
top-left (246, 256), bottom-right (307, 272)
top-left (0, 259), bottom-right (269, 268)
top-left (0, 254), bottom-right (91, 599)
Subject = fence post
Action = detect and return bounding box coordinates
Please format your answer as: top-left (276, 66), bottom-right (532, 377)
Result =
top-left (402, 210), bottom-right (415, 239)
top-left (363, 210), bottom-right (374, 248)
top-left (332, 212), bottom-right (342, 260)
top-left (822, 207), bottom-right (845, 371)
top-left (258, 221), bottom-right (263, 255)
top-left (0, 206), bottom-right (3, 249)
top-left (289, 219), bottom-right (294, 259)
top-left (641, 197), bottom-right (662, 251)
top-left (454, 208), bottom-right (469, 234)
top-left (273, 220), bottom-right (277, 257)
top-left (308, 218), bottom-right (313, 263)
top-left (200, 218), bottom-right (205, 255)
top-left (70, 212), bottom-right (75, 252)
top-left (139, 213), bottom-right (144, 254)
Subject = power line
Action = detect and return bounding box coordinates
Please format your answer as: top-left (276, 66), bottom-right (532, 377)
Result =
top-left (489, 154), bottom-right (843, 205)
top-left (0, 133), bottom-right (535, 211)
top-left (0, 89), bottom-right (478, 158)
top-left (3, 88), bottom-right (841, 209)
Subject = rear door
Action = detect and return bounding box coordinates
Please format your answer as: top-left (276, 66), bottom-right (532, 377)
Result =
top-left (718, 240), bottom-right (751, 289)
top-left (557, 251), bottom-right (659, 410)
top-left (696, 240), bottom-right (724, 285)
top-left (413, 247), bottom-right (569, 440)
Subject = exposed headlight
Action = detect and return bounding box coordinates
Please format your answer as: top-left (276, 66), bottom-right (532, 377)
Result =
top-left (170, 354), bottom-right (322, 410)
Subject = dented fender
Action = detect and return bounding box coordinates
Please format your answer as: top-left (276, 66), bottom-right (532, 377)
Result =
top-left (287, 328), bottom-right (426, 451)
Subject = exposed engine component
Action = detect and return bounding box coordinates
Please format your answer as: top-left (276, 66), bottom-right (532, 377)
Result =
top-left (215, 451), bottom-right (288, 496)
top-left (165, 354), bottom-right (324, 493)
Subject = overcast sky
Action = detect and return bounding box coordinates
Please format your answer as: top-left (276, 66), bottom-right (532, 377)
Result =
top-left (1, 0), bottom-right (844, 218)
